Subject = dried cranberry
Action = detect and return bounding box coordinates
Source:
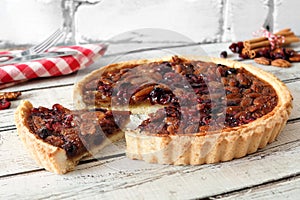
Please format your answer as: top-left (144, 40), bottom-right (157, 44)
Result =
top-left (98, 82), bottom-right (113, 96)
top-left (220, 51), bottom-right (228, 58)
top-left (239, 53), bottom-right (249, 59)
top-left (229, 43), bottom-right (238, 53)
top-left (52, 104), bottom-right (65, 112)
top-left (63, 114), bottom-right (74, 127)
top-left (38, 127), bottom-right (51, 139)
top-left (0, 99), bottom-right (11, 110)
top-left (225, 68), bottom-right (237, 76)
top-left (285, 48), bottom-right (296, 57)
top-left (237, 42), bottom-right (244, 53)
top-left (45, 121), bottom-right (54, 130)
top-left (62, 142), bottom-right (77, 157)
top-left (257, 48), bottom-right (271, 58)
top-left (229, 42), bottom-right (244, 54)
top-left (149, 87), bottom-right (173, 105)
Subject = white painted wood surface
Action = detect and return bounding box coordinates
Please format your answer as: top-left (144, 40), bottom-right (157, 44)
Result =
top-left (1, 41), bottom-right (300, 199)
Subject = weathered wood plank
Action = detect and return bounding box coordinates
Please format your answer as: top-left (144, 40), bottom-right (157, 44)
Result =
top-left (1, 121), bottom-right (300, 199)
top-left (216, 175), bottom-right (300, 200)
top-left (0, 117), bottom-right (299, 187)
top-left (1, 42), bottom-right (300, 199)
top-left (1, 118), bottom-right (299, 176)
top-left (0, 126), bottom-right (126, 176)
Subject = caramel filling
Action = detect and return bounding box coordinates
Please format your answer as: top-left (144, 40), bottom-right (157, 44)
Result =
top-left (82, 56), bottom-right (278, 135)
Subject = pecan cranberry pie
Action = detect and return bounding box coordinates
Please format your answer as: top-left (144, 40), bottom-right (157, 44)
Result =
top-left (15, 56), bottom-right (292, 173)
top-left (15, 100), bottom-right (129, 174)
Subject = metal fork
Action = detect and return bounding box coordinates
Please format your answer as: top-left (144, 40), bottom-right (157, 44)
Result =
top-left (0, 28), bottom-right (64, 61)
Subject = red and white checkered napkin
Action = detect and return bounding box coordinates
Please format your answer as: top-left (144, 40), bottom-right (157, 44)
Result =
top-left (0, 44), bottom-right (107, 85)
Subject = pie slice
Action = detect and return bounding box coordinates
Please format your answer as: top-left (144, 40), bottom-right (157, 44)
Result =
top-left (15, 100), bottom-right (130, 174)
top-left (15, 56), bottom-right (293, 174)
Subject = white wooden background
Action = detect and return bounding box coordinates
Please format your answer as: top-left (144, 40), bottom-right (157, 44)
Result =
top-left (1, 0), bottom-right (300, 199)
top-left (0, 0), bottom-right (300, 46)
top-left (1, 39), bottom-right (300, 199)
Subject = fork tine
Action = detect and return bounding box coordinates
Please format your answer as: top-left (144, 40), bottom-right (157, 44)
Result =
top-left (32, 29), bottom-right (62, 50)
top-left (32, 28), bottom-right (64, 53)
top-left (33, 31), bottom-right (64, 54)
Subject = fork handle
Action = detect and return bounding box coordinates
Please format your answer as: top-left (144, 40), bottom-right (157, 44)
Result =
top-left (0, 54), bottom-right (16, 62)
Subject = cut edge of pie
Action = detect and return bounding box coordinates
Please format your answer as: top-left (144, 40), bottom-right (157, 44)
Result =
top-left (14, 100), bottom-right (125, 174)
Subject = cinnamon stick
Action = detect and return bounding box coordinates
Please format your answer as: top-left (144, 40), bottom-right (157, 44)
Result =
top-left (248, 47), bottom-right (270, 59)
top-left (247, 40), bottom-right (270, 50)
top-left (241, 48), bottom-right (249, 57)
top-left (275, 28), bottom-right (291, 34)
top-left (282, 36), bottom-right (300, 45)
top-left (245, 35), bottom-right (299, 50)
top-left (244, 28), bottom-right (298, 50)
top-left (243, 37), bottom-right (267, 48)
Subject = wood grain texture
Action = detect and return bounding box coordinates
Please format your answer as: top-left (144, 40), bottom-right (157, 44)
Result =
top-left (1, 122), bottom-right (300, 199)
top-left (1, 41), bottom-right (300, 199)
top-left (215, 175), bottom-right (300, 199)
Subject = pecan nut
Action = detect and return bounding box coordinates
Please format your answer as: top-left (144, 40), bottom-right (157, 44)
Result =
top-left (132, 85), bottom-right (155, 102)
top-left (271, 59), bottom-right (291, 68)
top-left (0, 91), bottom-right (21, 100)
top-left (254, 57), bottom-right (271, 65)
top-left (289, 54), bottom-right (300, 62)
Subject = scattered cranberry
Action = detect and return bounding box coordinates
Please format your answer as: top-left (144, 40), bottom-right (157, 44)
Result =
top-left (257, 48), bottom-right (271, 58)
top-left (239, 53), bottom-right (249, 59)
top-left (220, 51), bottom-right (228, 58)
top-left (237, 42), bottom-right (244, 52)
top-left (285, 48), bottom-right (296, 57)
top-left (0, 99), bottom-right (11, 110)
top-left (229, 43), bottom-right (238, 53)
top-left (229, 42), bottom-right (244, 54)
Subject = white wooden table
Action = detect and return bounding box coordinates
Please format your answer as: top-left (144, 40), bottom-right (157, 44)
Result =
top-left (1, 39), bottom-right (300, 199)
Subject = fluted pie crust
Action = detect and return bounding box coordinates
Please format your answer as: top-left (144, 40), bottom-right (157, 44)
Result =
top-left (14, 56), bottom-right (293, 174)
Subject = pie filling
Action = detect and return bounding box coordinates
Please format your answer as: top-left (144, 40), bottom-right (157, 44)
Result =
top-left (28, 104), bottom-right (130, 158)
top-left (28, 57), bottom-right (279, 159)
top-left (82, 56), bottom-right (278, 135)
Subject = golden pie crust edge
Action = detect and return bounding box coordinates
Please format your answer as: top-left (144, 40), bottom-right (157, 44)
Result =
top-left (74, 56), bottom-right (293, 165)
top-left (14, 100), bottom-right (124, 174)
